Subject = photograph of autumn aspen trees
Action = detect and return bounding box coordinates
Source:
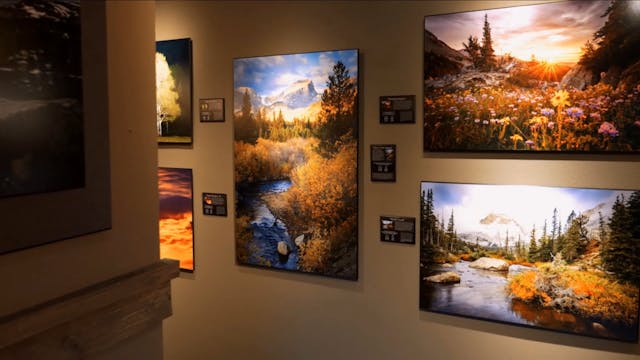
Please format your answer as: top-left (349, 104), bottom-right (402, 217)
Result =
top-left (156, 38), bottom-right (192, 144)
top-left (424, 0), bottom-right (640, 152)
top-left (233, 50), bottom-right (358, 280)
top-left (419, 182), bottom-right (640, 342)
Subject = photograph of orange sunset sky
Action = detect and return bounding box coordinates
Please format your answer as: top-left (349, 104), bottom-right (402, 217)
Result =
top-left (159, 167), bottom-right (194, 271)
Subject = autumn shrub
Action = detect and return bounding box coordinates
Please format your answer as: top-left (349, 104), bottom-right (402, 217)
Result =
top-left (509, 264), bottom-right (639, 324)
top-left (234, 137), bottom-right (317, 183)
top-left (280, 140), bottom-right (358, 275)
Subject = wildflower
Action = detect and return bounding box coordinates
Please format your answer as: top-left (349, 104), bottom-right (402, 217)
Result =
top-left (454, 116), bottom-right (459, 121)
top-left (490, 119), bottom-right (498, 124)
top-left (525, 140), bottom-right (535, 146)
top-left (541, 108), bottom-right (555, 116)
top-left (565, 107), bottom-right (583, 118)
top-left (634, 120), bottom-right (640, 127)
top-left (510, 134), bottom-right (523, 142)
top-left (598, 122), bottom-right (619, 137)
top-left (550, 90), bottom-right (570, 108)
top-left (548, 121), bottom-right (555, 129)
top-left (483, 120), bottom-right (489, 125)
top-left (590, 112), bottom-right (601, 120)
top-left (499, 117), bottom-right (510, 125)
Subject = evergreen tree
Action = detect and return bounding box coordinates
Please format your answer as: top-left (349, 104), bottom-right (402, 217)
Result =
top-left (316, 61), bottom-right (357, 155)
top-left (604, 193), bottom-right (640, 285)
top-left (580, 1), bottom-right (640, 84)
top-left (538, 220), bottom-right (552, 262)
top-left (550, 208), bottom-right (559, 253)
top-left (563, 214), bottom-right (589, 262)
top-left (446, 210), bottom-right (455, 252)
top-left (479, 14), bottom-right (496, 71)
top-left (528, 226), bottom-right (538, 262)
top-left (463, 35), bottom-right (482, 68)
top-left (234, 89), bottom-right (258, 143)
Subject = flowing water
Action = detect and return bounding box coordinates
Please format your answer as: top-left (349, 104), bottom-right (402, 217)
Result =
top-left (421, 261), bottom-right (637, 341)
top-left (237, 180), bottom-right (298, 270)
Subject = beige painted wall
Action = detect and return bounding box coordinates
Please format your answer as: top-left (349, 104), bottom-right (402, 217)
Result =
top-left (157, 1), bottom-right (640, 359)
top-left (0, 1), bottom-right (161, 358)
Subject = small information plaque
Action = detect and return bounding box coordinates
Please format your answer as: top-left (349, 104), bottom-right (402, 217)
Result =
top-left (203, 192), bottom-right (227, 216)
top-left (199, 98), bottom-right (225, 122)
top-left (380, 216), bottom-right (415, 244)
top-left (380, 95), bottom-right (415, 124)
top-left (371, 144), bottom-right (396, 182)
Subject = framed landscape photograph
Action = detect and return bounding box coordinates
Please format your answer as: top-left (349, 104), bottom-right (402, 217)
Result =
top-left (419, 181), bottom-right (640, 342)
top-left (159, 167), bottom-right (194, 272)
top-left (156, 38), bottom-right (192, 144)
top-left (1, 1), bottom-right (111, 254)
top-left (233, 49), bottom-right (359, 280)
top-left (423, 1), bottom-right (640, 152)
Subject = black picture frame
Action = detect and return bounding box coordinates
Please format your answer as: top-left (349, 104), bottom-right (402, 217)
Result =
top-left (233, 49), bottom-right (359, 280)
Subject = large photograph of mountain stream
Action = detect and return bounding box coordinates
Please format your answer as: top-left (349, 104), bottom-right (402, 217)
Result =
top-left (233, 50), bottom-right (358, 280)
top-left (419, 182), bottom-right (640, 341)
top-left (424, 1), bottom-right (640, 152)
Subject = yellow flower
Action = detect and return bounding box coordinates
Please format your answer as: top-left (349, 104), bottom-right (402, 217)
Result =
top-left (510, 134), bottom-right (523, 142)
top-left (550, 89), bottom-right (570, 108)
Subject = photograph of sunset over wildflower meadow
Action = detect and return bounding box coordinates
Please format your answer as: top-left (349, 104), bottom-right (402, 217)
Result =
top-left (424, 0), bottom-right (640, 152)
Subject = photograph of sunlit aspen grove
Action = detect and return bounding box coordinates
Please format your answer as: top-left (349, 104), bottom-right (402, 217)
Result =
top-left (424, 1), bottom-right (640, 152)
top-left (420, 182), bottom-right (640, 341)
top-left (156, 38), bottom-right (192, 144)
top-left (159, 167), bottom-right (194, 272)
top-left (233, 50), bottom-right (358, 280)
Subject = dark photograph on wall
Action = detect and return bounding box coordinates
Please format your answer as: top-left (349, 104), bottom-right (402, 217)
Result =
top-left (419, 181), bottom-right (640, 342)
top-left (156, 38), bottom-right (192, 144)
top-left (159, 167), bottom-right (194, 272)
top-left (0, 0), bottom-right (84, 198)
top-left (424, 1), bottom-right (640, 152)
top-left (233, 49), bottom-right (359, 280)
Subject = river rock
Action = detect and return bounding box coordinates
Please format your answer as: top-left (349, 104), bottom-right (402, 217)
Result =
top-left (425, 272), bottom-right (461, 284)
top-left (560, 64), bottom-right (594, 90)
top-left (294, 234), bottom-right (305, 247)
top-left (469, 257), bottom-right (509, 271)
top-left (508, 264), bottom-right (537, 277)
top-left (277, 241), bottom-right (290, 256)
top-left (441, 263), bottom-right (454, 268)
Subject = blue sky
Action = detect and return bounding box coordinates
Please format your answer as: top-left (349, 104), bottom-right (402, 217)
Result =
top-left (425, 1), bottom-right (610, 63)
top-left (233, 49), bottom-right (358, 97)
top-left (421, 182), bottom-right (633, 234)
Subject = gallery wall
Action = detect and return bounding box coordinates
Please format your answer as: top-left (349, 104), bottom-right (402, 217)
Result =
top-left (157, 1), bottom-right (640, 359)
top-left (0, 1), bottom-right (162, 358)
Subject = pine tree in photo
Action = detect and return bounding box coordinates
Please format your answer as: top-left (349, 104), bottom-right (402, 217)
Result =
top-left (479, 14), bottom-right (496, 71)
top-left (528, 226), bottom-right (538, 262)
top-left (316, 61), bottom-right (357, 156)
top-left (603, 194), bottom-right (639, 285)
top-left (563, 214), bottom-right (589, 262)
top-left (463, 35), bottom-right (482, 69)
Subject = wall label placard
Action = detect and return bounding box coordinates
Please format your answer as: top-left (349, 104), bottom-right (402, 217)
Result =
top-left (380, 216), bottom-right (415, 244)
top-left (371, 144), bottom-right (396, 182)
top-left (199, 98), bottom-right (225, 122)
top-left (380, 95), bottom-right (415, 124)
top-left (203, 192), bottom-right (227, 216)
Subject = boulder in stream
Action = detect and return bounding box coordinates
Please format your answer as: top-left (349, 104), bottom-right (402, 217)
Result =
top-left (425, 271), bottom-right (461, 284)
top-left (508, 264), bottom-right (537, 277)
top-left (469, 257), bottom-right (509, 271)
top-left (277, 241), bottom-right (290, 256)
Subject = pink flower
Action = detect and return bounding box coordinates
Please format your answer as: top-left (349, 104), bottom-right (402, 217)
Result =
top-left (598, 122), bottom-right (619, 137)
